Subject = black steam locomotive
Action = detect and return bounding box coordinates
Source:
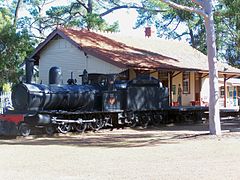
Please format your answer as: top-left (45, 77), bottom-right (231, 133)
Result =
top-left (1, 66), bottom-right (169, 136)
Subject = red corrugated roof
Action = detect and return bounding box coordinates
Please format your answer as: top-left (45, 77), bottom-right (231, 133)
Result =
top-left (30, 27), bottom-right (240, 76)
top-left (59, 27), bottom-right (182, 70)
top-left (31, 27), bottom-right (188, 70)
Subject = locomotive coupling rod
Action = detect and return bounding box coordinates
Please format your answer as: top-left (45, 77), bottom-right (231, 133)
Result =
top-left (77, 118), bottom-right (96, 123)
top-left (51, 118), bottom-right (96, 124)
top-left (52, 119), bottom-right (78, 124)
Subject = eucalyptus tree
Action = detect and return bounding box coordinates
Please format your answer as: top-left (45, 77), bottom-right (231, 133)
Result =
top-left (0, 7), bottom-right (34, 86)
top-left (17, 0), bottom-right (122, 39)
top-left (17, 0), bottom-right (169, 40)
top-left (135, 0), bottom-right (240, 67)
top-left (135, 1), bottom-right (208, 55)
top-left (14, 0), bottom-right (59, 39)
top-left (151, 0), bottom-right (221, 135)
top-left (13, 0), bottom-right (23, 27)
top-left (44, 0), bottom-right (167, 31)
top-left (216, 0), bottom-right (240, 67)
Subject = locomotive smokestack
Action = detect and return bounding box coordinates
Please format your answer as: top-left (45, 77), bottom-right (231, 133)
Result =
top-left (49, 66), bottom-right (62, 85)
top-left (25, 58), bottom-right (35, 83)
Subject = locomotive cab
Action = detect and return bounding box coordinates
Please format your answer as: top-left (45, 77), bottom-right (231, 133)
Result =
top-left (102, 75), bottom-right (127, 112)
top-left (102, 76), bottom-right (169, 112)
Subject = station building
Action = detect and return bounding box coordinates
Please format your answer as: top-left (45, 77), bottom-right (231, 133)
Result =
top-left (29, 27), bottom-right (240, 110)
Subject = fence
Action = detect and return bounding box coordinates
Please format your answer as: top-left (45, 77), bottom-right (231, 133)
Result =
top-left (0, 92), bottom-right (12, 114)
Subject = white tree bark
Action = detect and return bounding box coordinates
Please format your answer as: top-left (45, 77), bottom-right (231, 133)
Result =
top-left (203, 1), bottom-right (221, 135)
top-left (159, 0), bottom-right (221, 135)
top-left (158, 0), bottom-right (207, 17)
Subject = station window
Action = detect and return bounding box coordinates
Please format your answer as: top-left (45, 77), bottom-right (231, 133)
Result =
top-left (183, 72), bottom-right (190, 94)
top-left (220, 86), bottom-right (224, 98)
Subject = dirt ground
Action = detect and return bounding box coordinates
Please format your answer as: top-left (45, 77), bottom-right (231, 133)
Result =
top-left (1, 118), bottom-right (240, 180)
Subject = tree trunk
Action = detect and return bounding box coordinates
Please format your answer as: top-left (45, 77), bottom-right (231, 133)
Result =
top-left (88, 0), bottom-right (93, 14)
top-left (87, 0), bottom-right (93, 30)
top-left (158, 0), bottom-right (222, 135)
top-left (189, 28), bottom-right (196, 48)
top-left (204, 1), bottom-right (221, 135)
top-left (13, 0), bottom-right (23, 28)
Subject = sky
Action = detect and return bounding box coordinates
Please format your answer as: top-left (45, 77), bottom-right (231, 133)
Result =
top-left (3, 0), bottom-right (187, 39)
top-left (12, 0), bottom-right (146, 37)
top-left (104, 8), bottom-right (146, 37)
top-left (40, 0), bottom-right (187, 39)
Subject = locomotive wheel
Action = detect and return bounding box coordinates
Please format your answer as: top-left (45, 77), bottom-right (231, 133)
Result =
top-left (140, 115), bottom-right (150, 129)
top-left (127, 113), bottom-right (137, 128)
top-left (93, 119), bottom-right (105, 131)
top-left (140, 121), bottom-right (148, 128)
top-left (130, 117), bottom-right (137, 128)
top-left (74, 123), bottom-right (87, 133)
top-left (57, 123), bottom-right (71, 134)
top-left (152, 114), bottom-right (163, 126)
top-left (18, 123), bottom-right (31, 137)
top-left (45, 126), bottom-right (55, 135)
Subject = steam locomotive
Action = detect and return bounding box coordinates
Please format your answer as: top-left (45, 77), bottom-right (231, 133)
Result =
top-left (0, 66), bottom-right (170, 136)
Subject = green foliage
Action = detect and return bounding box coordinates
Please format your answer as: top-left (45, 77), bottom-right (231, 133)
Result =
top-left (2, 83), bottom-right (11, 93)
top-left (1, 0), bottom-right (126, 86)
top-left (135, 0), bottom-right (207, 53)
top-left (45, 2), bottom-right (120, 32)
top-left (20, 0), bottom-right (120, 38)
top-left (0, 8), bottom-right (35, 86)
top-left (83, 13), bottom-right (119, 31)
top-left (135, 0), bottom-right (240, 65)
top-left (0, 7), bottom-right (13, 25)
top-left (216, 0), bottom-right (240, 66)
top-left (5, 0), bottom-right (239, 71)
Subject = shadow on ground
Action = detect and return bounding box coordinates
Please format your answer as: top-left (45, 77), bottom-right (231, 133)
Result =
top-left (0, 117), bottom-right (240, 148)
top-left (0, 131), bottom-right (210, 148)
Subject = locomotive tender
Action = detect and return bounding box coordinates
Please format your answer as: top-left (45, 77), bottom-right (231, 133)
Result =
top-left (0, 65), bottom-right (170, 136)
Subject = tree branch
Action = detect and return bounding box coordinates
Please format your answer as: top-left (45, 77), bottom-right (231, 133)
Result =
top-left (76, 0), bottom-right (88, 11)
top-left (69, 12), bottom-right (86, 19)
top-left (69, 3), bottom-right (79, 13)
top-left (159, 0), bottom-right (207, 18)
top-left (170, 19), bottom-right (181, 32)
top-left (97, 0), bottom-right (111, 10)
top-left (13, 0), bottom-right (23, 28)
top-left (176, 32), bottom-right (189, 38)
top-left (192, 0), bottom-right (204, 7)
top-left (100, 5), bottom-right (166, 17)
top-left (44, 0), bottom-right (57, 6)
top-left (164, 16), bottom-right (175, 28)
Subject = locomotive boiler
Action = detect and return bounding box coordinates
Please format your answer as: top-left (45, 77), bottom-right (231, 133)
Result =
top-left (1, 64), bottom-right (170, 136)
top-left (12, 81), bottom-right (101, 112)
top-left (12, 67), bottom-right (101, 112)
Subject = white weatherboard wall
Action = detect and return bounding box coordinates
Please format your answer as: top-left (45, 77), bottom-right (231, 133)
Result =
top-left (39, 37), bottom-right (122, 84)
top-left (172, 72), bottom-right (195, 106)
top-left (202, 77), bottom-right (239, 108)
